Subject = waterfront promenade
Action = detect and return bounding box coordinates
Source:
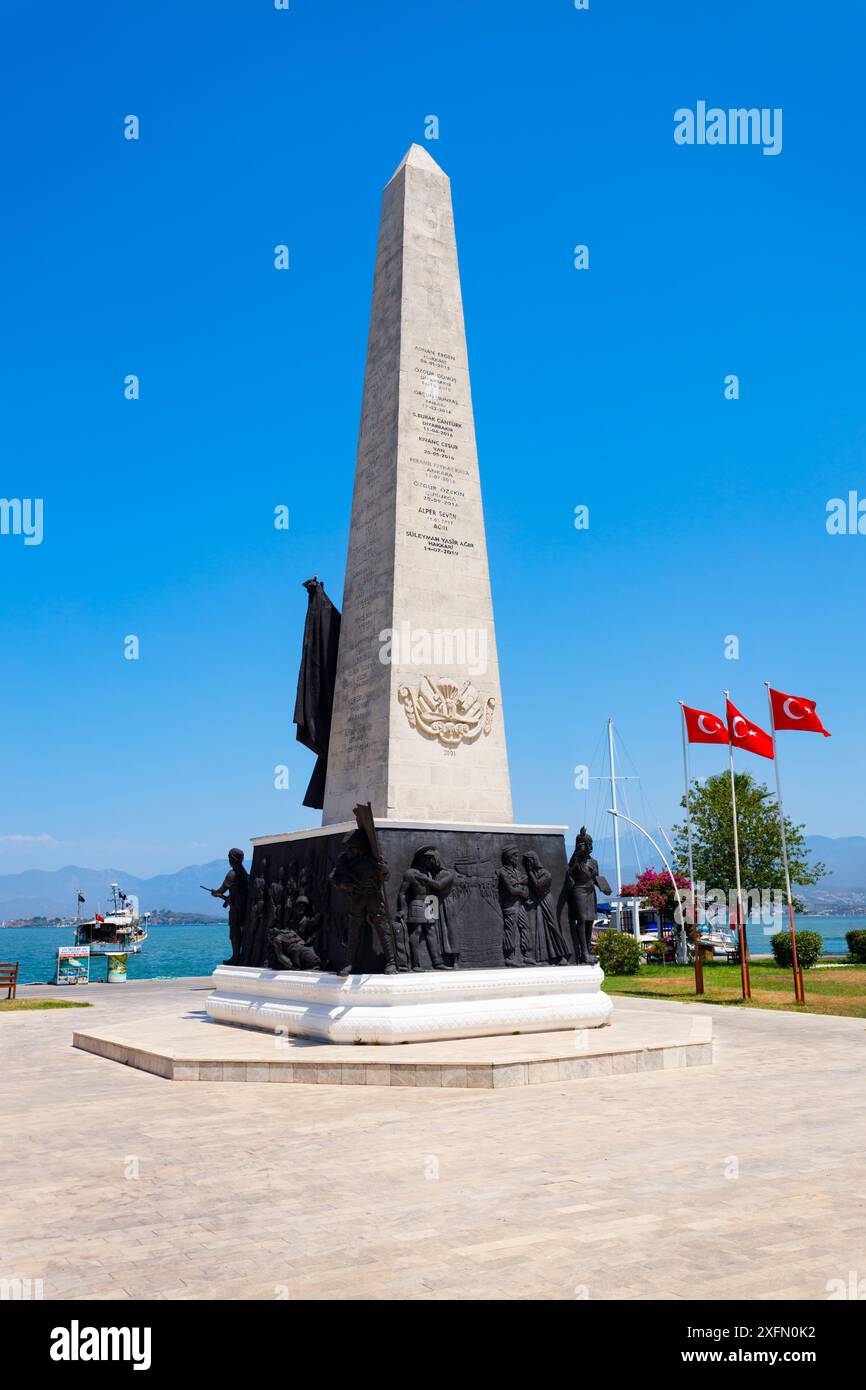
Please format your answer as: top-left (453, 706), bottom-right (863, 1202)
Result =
top-left (3, 978), bottom-right (864, 1301)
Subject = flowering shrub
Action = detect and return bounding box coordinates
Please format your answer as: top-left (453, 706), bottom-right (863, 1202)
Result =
top-left (619, 868), bottom-right (691, 922)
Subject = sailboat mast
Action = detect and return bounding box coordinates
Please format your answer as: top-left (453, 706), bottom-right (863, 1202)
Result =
top-left (608, 718), bottom-right (623, 931)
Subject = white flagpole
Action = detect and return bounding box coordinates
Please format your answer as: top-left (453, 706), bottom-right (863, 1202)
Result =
top-left (607, 718), bottom-right (623, 933)
top-left (724, 691), bottom-right (751, 1000)
top-left (764, 682), bottom-right (805, 1003)
top-left (678, 703), bottom-right (703, 990)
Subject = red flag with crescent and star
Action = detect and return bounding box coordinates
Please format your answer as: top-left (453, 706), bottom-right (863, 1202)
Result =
top-left (726, 699), bottom-right (774, 759)
top-left (682, 704), bottom-right (729, 745)
top-left (769, 688), bottom-right (831, 737)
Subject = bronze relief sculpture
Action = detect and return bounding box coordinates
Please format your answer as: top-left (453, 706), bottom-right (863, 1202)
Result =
top-left (270, 889), bottom-right (321, 970)
top-left (219, 813), bottom-right (581, 975)
top-left (523, 850), bottom-right (570, 965)
top-left (329, 814), bottom-right (405, 975)
top-left (396, 846), bottom-right (458, 971)
top-left (498, 846), bottom-right (539, 967)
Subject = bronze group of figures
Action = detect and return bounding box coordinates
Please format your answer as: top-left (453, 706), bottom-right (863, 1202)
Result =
top-left (207, 851), bottom-right (324, 970)
top-left (294, 831), bottom-right (458, 976)
top-left (207, 823), bottom-right (612, 976)
top-left (497, 828), bottom-right (610, 967)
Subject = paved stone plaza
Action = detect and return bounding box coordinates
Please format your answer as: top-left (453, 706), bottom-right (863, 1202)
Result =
top-left (3, 978), bottom-right (864, 1301)
top-left (70, 986), bottom-right (709, 1085)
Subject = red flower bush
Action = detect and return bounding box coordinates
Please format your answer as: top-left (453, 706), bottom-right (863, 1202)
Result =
top-left (618, 868), bottom-right (691, 920)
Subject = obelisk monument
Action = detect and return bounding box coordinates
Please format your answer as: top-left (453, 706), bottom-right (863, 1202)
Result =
top-left (205, 145), bottom-right (618, 1036)
top-left (322, 145), bottom-right (513, 826)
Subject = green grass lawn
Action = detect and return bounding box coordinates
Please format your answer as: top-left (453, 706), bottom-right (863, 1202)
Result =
top-left (601, 961), bottom-right (866, 1017)
top-left (0, 998), bottom-right (93, 1012)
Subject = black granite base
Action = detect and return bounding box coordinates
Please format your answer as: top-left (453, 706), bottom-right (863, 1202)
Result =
top-left (240, 825), bottom-right (573, 973)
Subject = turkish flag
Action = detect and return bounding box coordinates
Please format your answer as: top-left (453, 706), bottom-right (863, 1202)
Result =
top-left (726, 699), bottom-right (774, 759)
top-left (683, 704), bottom-right (729, 744)
top-left (769, 688), bottom-right (831, 737)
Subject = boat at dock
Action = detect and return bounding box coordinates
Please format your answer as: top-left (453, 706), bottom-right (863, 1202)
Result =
top-left (73, 884), bottom-right (149, 956)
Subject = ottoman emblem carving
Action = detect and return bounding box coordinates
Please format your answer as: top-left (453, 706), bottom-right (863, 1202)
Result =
top-left (398, 676), bottom-right (496, 747)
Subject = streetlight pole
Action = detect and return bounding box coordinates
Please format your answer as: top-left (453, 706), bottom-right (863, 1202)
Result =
top-left (607, 809), bottom-right (704, 996)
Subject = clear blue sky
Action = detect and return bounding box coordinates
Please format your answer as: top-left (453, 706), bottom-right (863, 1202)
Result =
top-left (2, 0), bottom-right (864, 878)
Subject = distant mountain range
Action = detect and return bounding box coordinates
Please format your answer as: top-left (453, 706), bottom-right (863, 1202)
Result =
top-left (0, 860), bottom-right (227, 920)
top-left (2, 835), bottom-right (865, 920)
top-left (794, 837), bottom-right (866, 912)
top-left (798, 836), bottom-right (866, 889)
top-left (589, 833), bottom-right (866, 914)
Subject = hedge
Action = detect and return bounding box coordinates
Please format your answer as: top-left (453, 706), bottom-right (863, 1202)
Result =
top-left (596, 929), bottom-right (642, 976)
top-left (846, 929), bottom-right (866, 964)
top-left (770, 930), bottom-right (823, 969)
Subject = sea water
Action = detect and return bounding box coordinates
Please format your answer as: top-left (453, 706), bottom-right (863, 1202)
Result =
top-left (0, 916), bottom-right (859, 985)
top-left (2, 921), bottom-right (228, 984)
top-left (745, 915), bottom-right (853, 957)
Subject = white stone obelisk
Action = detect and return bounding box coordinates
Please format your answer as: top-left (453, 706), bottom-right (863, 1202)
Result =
top-left (323, 146), bottom-right (513, 826)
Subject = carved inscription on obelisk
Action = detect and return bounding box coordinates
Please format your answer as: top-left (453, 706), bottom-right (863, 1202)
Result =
top-left (323, 146), bottom-right (513, 826)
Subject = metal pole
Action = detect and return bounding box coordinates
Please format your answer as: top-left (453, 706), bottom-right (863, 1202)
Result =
top-left (608, 811), bottom-right (692, 979)
top-left (608, 719), bottom-right (623, 933)
top-left (764, 682), bottom-right (805, 1003)
top-left (678, 703), bottom-right (704, 990)
top-left (657, 822), bottom-right (676, 857)
top-left (724, 693), bottom-right (751, 1000)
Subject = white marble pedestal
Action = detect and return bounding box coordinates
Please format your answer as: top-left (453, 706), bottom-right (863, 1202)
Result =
top-left (206, 964), bottom-right (613, 1045)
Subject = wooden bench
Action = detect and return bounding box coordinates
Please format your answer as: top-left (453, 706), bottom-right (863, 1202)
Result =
top-left (0, 962), bottom-right (19, 1000)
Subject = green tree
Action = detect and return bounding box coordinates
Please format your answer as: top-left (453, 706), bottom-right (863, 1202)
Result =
top-left (671, 771), bottom-right (825, 908)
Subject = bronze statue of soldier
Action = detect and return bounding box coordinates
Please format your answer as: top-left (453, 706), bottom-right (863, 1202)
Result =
top-left (203, 848), bottom-right (249, 965)
top-left (330, 828), bottom-right (400, 975)
top-left (561, 827), bottom-right (612, 965)
top-left (396, 846), bottom-right (456, 971)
